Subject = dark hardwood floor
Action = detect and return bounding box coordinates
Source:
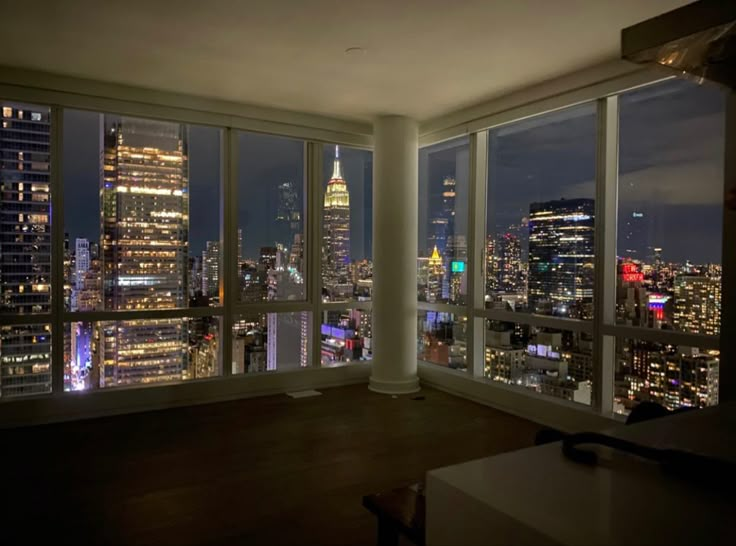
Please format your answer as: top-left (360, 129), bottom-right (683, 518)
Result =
top-left (2, 383), bottom-right (541, 545)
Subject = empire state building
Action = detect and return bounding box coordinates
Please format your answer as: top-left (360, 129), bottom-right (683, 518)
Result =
top-left (322, 146), bottom-right (351, 295)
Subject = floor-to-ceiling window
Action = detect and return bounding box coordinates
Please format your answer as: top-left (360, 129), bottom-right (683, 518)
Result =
top-left (418, 76), bottom-right (726, 417)
top-left (0, 97), bottom-right (372, 406)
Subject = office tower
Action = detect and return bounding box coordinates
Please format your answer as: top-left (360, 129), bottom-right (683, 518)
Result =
top-left (485, 235), bottom-right (498, 295)
top-left (424, 245), bottom-right (445, 303)
top-left (188, 255), bottom-right (201, 298)
top-left (266, 312), bottom-right (310, 371)
top-left (276, 180), bottom-right (301, 244)
top-left (673, 275), bottom-right (721, 336)
top-left (494, 232), bottom-right (523, 294)
top-left (426, 175), bottom-right (458, 300)
top-left (266, 245), bottom-right (300, 301)
top-left (428, 176), bottom-right (456, 257)
top-left (322, 145), bottom-right (351, 290)
top-left (99, 117), bottom-right (189, 387)
top-left (0, 103), bottom-right (52, 397)
top-left (74, 238), bottom-right (90, 290)
top-left (528, 198), bottom-right (594, 318)
top-left (484, 330), bottom-right (525, 383)
top-left (201, 241), bottom-right (220, 299)
top-left (616, 260), bottom-right (649, 327)
top-left (351, 308), bottom-right (373, 359)
top-left (67, 248), bottom-right (101, 392)
top-left (289, 233), bottom-right (304, 276)
top-left (446, 234), bottom-right (467, 304)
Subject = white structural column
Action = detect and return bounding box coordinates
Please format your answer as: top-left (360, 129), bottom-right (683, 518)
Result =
top-left (370, 115), bottom-right (421, 394)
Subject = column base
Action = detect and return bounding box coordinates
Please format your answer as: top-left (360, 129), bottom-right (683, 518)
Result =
top-left (368, 376), bottom-right (421, 395)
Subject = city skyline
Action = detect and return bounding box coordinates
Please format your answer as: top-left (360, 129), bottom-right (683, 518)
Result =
top-left (1, 77), bottom-right (724, 410)
top-left (417, 78), bottom-right (724, 413)
top-left (59, 125), bottom-right (375, 383)
top-left (63, 113), bottom-right (374, 262)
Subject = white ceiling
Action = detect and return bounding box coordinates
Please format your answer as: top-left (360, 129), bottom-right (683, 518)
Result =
top-left (0, 0), bottom-right (690, 123)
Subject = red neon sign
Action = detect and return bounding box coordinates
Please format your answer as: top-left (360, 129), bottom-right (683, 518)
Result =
top-left (621, 263), bottom-right (644, 283)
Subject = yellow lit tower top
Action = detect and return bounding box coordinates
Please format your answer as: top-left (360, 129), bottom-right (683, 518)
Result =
top-left (322, 145), bottom-right (351, 288)
top-left (325, 145), bottom-right (350, 208)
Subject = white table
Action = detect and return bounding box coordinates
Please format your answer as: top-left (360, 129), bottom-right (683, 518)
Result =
top-left (426, 403), bottom-right (736, 546)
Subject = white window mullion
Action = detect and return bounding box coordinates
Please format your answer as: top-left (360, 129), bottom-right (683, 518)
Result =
top-left (468, 131), bottom-right (488, 378)
top-left (221, 127), bottom-right (237, 377)
top-left (721, 91), bottom-right (736, 403)
top-left (307, 141), bottom-right (324, 368)
top-left (592, 96), bottom-right (619, 415)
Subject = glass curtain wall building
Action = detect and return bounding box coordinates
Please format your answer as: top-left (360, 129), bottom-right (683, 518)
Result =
top-left (99, 117), bottom-right (189, 387)
top-left (0, 103), bottom-right (52, 397)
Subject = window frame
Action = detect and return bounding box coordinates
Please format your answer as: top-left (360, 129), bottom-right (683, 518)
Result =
top-left (0, 83), bottom-right (373, 405)
top-left (418, 76), bottom-right (729, 418)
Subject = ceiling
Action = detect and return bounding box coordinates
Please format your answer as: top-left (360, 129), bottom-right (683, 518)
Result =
top-left (0, 0), bottom-right (690, 123)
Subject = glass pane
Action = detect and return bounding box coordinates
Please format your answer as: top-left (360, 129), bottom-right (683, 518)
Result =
top-left (486, 104), bottom-right (597, 319)
top-left (63, 111), bottom-right (223, 310)
top-left (232, 312), bottom-right (311, 373)
top-left (321, 146), bottom-right (373, 302)
top-left (614, 338), bottom-right (719, 415)
top-left (417, 311), bottom-right (467, 370)
top-left (484, 320), bottom-right (593, 405)
top-left (1, 102), bottom-right (51, 316)
top-left (319, 307), bottom-right (372, 365)
top-left (418, 137), bottom-right (470, 305)
top-left (64, 317), bottom-right (221, 391)
top-left (237, 132), bottom-right (305, 303)
top-left (617, 80), bottom-right (724, 334)
top-left (0, 322), bottom-right (52, 398)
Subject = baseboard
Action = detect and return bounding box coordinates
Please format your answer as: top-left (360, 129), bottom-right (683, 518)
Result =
top-left (0, 364), bottom-right (371, 428)
top-left (418, 362), bottom-right (617, 433)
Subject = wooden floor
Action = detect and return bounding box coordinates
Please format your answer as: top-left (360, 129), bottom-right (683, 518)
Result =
top-left (2, 384), bottom-right (541, 545)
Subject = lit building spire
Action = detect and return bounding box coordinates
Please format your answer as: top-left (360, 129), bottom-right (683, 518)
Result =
top-left (323, 144), bottom-right (351, 291)
top-left (331, 145), bottom-right (344, 180)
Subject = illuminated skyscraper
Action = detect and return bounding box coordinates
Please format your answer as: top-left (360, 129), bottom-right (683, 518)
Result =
top-left (528, 198), bottom-right (594, 317)
top-left (424, 245), bottom-right (445, 303)
top-left (494, 232), bottom-right (522, 294)
top-left (99, 117), bottom-right (189, 387)
top-left (485, 236), bottom-right (498, 295)
top-left (428, 176), bottom-right (456, 257)
top-left (276, 180), bottom-right (301, 244)
top-left (0, 103), bottom-right (52, 397)
top-left (446, 235), bottom-right (467, 304)
top-left (616, 260), bottom-right (650, 327)
top-left (202, 240), bottom-right (220, 299)
top-left (674, 275), bottom-right (721, 336)
top-left (322, 145), bottom-right (351, 291)
top-left (266, 312), bottom-right (310, 371)
top-left (74, 238), bottom-right (90, 290)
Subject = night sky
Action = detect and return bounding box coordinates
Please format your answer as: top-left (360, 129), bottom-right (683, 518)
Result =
top-left (64, 77), bottom-right (724, 267)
